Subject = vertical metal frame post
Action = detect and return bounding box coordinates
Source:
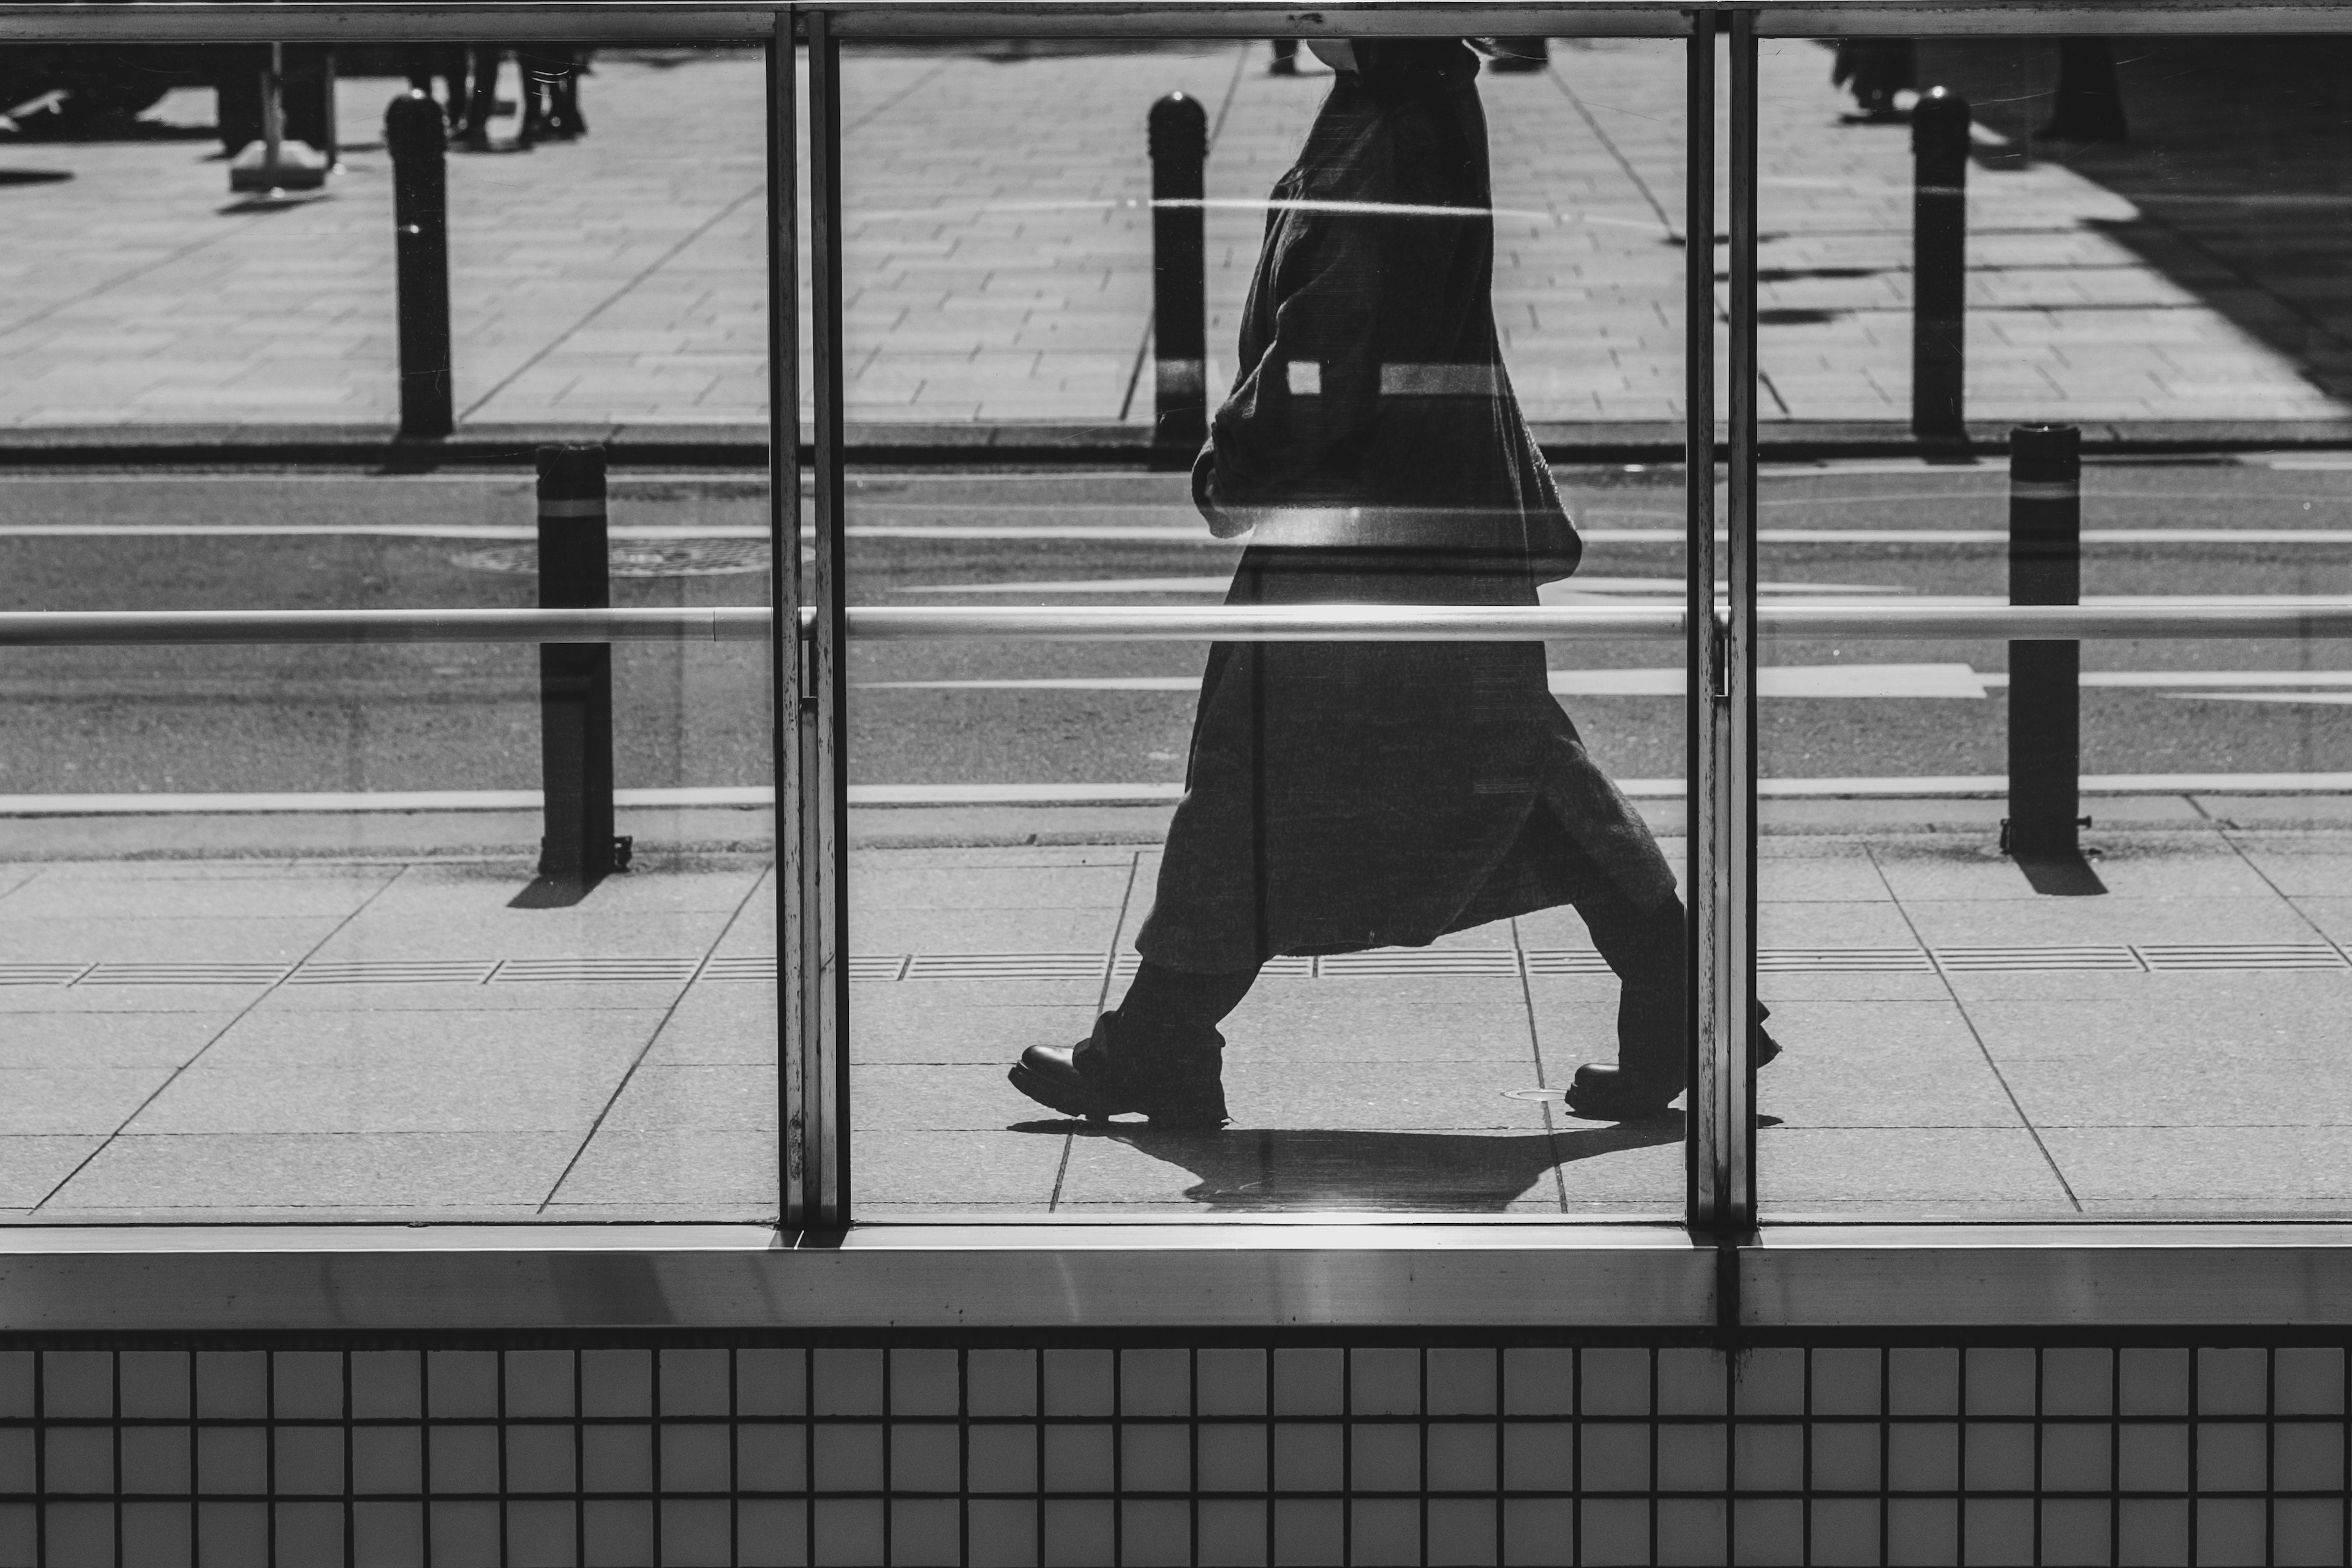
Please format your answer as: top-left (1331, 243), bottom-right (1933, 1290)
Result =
top-left (1724, 10), bottom-right (1762, 1234)
top-left (1689, 8), bottom-right (1759, 1240)
top-left (791, 7), bottom-right (851, 1228)
top-left (1683, 9), bottom-right (1722, 1231)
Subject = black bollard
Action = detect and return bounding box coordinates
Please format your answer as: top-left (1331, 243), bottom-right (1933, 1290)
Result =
top-left (385, 91), bottom-right (453, 441)
top-left (2005, 424), bottom-right (2086, 862)
top-left (529, 445), bottom-right (623, 902)
top-left (1148, 92), bottom-right (1208, 456)
top-left (1911, 86), bottom-right (1970, 443)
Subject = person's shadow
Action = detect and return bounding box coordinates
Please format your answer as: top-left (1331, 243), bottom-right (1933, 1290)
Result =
top-left (1010, 1115), bottom-right (1765, 1211)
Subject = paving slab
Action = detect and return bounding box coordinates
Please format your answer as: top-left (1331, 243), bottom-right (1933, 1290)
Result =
top-left (849, 1127), bottom-right (1067, 1208)
top-left (1210, 978), bottom-right (1539, 1065)
top-left (641, 984), bottom-right (780, 1066)
top-left (541, 1126), bottom-right (777, 1213)
top-left (0, 1011), bottom-right (233, 1069)
top-left (0, 1137), bottom-right (107, 1208)
top-left (1752, 1000), bottom-right (2023, 1130)
top-left (0, 39), bottom-right (2345, 439)
top-left (847, 986), bottom-right (1100, 1066)
top-left (0, 827), bottom-right (2339, 1219)
top-left (2035, 1126), bottom-right (2352, 1212)
top-left (40, 1131), bottom-right (583, 1213)
top-left (0, 1069), bottom-right (179, 1136)
top-left (1759, 1128), bottom-right (2079, 1213)
top-left (1896, 896), bottom-right (2323, 948)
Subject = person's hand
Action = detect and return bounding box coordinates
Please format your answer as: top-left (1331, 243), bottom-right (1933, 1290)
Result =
top-left (1197, 472), bottom-right (1270, 540)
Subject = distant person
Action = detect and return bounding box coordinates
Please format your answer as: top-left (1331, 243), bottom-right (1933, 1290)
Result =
top-left (1831, 39), bottom-right (1914, 123)
top-left (402, 45), bottom-right (475, 135)
top-left (1010, 37), bottom-right (1777, 1128)
top-left (461, 45), bottom-right (586, 150)
top-left (519, 45), bottom-right (589, 142)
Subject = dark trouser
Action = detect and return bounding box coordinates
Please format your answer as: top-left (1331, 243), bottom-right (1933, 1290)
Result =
top-left (1109, 802), bottom-right (1693, 1083)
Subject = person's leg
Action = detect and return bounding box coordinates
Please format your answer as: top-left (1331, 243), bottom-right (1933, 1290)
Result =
top-left (462, 47), bottom-right (499, 148)
top-left (1009, 961), bottom-right (1257, 1125)
top-left (1510, 799), bottom-right (1778, 1117)
top-left (1565, 880), bottom-right (1781, 1116)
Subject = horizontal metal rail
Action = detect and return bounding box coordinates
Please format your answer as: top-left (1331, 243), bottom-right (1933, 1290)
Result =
top-left (0, 608), bottom-right (770, 647)
top-left (0, 2), bottom-right (2341, 44)
top-left (5, 602), bottom-right (2352, 647)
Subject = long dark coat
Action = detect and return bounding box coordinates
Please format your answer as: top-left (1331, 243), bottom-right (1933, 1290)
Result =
top-left (1134, 40), bottom-right (1675, 974)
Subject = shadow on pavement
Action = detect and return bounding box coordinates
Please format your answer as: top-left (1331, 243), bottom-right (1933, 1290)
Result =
top-left (1012, 1118), bottom-right (1688, 1211)
top-left (1917, 36), bottom-right (2352, 409)
top-left (2015, 851), bottom-right (2110, 897)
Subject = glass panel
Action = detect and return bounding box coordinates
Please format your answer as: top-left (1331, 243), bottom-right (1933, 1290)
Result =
top-left (0, 42), bottom-right (775, 1221)
top-left (1754, 33), bottom-right (2352, 1219)
top-left (838, 35), bottom-right (1694, 1216)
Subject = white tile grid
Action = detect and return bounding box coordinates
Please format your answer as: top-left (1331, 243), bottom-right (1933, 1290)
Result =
top-left (0, 1344), bottom-right (2340, 1566)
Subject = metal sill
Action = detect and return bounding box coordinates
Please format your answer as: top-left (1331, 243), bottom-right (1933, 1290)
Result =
top-left (0, 1223), bottom-right (2344, 1333)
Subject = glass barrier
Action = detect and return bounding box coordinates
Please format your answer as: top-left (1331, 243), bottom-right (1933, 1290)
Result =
top-left (0, 41), bottom-right (775, 1223)
top-left (1752, 34), bottom-right (2352, 1219)
top-left (837, 34), bottom-right (1694, 1218)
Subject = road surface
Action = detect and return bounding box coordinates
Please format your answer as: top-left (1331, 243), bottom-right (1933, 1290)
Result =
top-left (0, 459), bottom-right (2345, 801)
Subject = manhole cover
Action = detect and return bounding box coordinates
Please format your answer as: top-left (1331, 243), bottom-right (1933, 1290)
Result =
top-left (453, 539), bottom-right (770, 578)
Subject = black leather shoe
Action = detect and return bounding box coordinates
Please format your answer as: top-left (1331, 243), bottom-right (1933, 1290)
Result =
top-left (1008, 1022), bottom-right (1227, 1128)
top-left (1563, 1031), bottom-right (1783, 1121)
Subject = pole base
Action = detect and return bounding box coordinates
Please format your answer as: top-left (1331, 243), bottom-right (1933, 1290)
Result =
top-left (229, 138), bottom-right (333, 192)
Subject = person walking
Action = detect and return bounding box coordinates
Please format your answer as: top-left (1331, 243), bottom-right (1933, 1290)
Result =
top-left (1009, 37), bottom-right (1774, 1129)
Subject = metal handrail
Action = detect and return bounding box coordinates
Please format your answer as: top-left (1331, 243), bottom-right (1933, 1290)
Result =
top-left (845, 603), bottom-right (2352, 641)
top-left (6, 601), bottom-right (2352, 646)
top-left (0, 2), bottom-right (2342, 43)
top-left (0, 608), bottom-right (770, 647)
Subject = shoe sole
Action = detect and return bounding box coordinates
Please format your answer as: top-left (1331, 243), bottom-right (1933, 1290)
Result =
top-left (1007, 1063), bottom-right (1111, 1122)
top-left (1006, 1065), bottom-right (1229, 1128)
top-left (1564, 1038), bottom-right (1783, 1120)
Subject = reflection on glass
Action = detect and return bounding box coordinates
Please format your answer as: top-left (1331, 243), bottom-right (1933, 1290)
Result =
top-left (845, 37), bottom-right (1692, 1216)
top-left (1754, 32), bottom-right (2352, 1218)
top-left (1, 493), bottom-right (771, 1219)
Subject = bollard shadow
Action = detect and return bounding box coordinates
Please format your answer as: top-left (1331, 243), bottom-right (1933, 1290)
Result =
top-left (508, 872), bottom-right (605, 909)
top-left (217, 192), bottom-right (330, 217)
top-left (1008, 1117), bottom-right (1694, 1211)
top-left (2013, 850), bottom-right (2108, 897)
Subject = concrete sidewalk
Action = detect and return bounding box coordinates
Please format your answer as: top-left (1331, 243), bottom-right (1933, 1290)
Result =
top-left (851, 820), bottom-right (2352, 1220)
top-left (0, 39), bottom-right (2347, 453)
top-left (1, 802), bottom-right (2346, 1223)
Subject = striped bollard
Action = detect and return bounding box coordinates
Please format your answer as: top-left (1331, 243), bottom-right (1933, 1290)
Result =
top-left (2004, 424), bottom-right (2085, 859)
top-left (532, 445), bottom-right (625, 898)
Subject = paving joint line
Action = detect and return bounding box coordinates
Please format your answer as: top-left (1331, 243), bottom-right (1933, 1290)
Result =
top-left (1863, 842), bottom-right (2085, 1214)
top-left (24, 859), bottom-right (413, 1214)
top-left (535, 867), bottom-right (775, 1215)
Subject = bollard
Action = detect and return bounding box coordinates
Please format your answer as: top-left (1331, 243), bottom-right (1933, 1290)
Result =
top-left (533, 445), bottom-right (625, 895)
top-left (1911, 86), bottom-right (1971, 443)
top-left (1148, 92), bottom-right (1208, 456)
top-left (385, 91), bottom-right (453, 441)
top-left (2004, 424), bottom-right (2085, 859)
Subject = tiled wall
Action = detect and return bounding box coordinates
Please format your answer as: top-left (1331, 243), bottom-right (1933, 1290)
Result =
top-left (0, 1342), bottom-right (2344, 1566)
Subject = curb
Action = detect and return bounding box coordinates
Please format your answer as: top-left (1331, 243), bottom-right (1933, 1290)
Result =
top-left (3, 419), bottom-right (2352, 469)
